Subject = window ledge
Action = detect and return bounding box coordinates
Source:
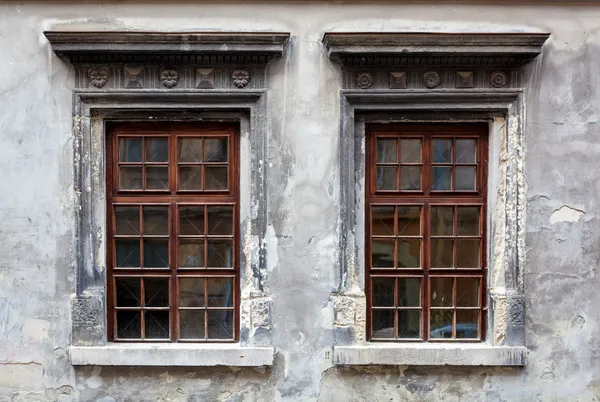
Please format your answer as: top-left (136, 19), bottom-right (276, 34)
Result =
top-left (333, 344), bottom-right (527, 366)
top-left (69, 344), bottom-right (275, 367)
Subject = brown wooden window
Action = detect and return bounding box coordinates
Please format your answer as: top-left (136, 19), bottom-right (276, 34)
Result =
top-left (366, 123), bottom-right (488, 342)
top-left (106, 122), bottom-right (239, 342)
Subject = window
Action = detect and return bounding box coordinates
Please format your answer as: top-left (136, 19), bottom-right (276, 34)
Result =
top-left (366, 123), bottom-right (488, 341)
top-left (106, 122), bottom-right (239, 342)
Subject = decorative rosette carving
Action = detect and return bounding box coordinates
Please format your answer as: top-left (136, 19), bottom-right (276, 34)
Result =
top-left (88, 67), bottom-right (109, 88)
top-left (356, 72), bottom-right (373, 89)
top-left (490, 71), bottom-right (507, 88)
top-left (423, 71), bottom-right (441, 89)
top-left (232, 70), bottom-right (250, 88)
top-left (160, 69), bottom-right (179, 88)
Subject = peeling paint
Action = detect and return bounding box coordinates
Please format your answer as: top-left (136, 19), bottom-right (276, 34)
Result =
top-left (550, 205), bottom-right (585, 224)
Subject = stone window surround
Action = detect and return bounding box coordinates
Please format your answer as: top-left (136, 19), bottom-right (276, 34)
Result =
top-left (45, 31), bottom-right (290, 367)
top-left (325, 32), bottom-right (550, 366)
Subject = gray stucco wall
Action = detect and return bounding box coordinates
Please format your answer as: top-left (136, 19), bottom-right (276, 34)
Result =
top-left (0, 2), bottom-right (598, 401)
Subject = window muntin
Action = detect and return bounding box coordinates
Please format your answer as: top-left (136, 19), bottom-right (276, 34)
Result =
top-left (107, 123), bottom-right (239, 342)
top-left (366, 124), bottom-right (487, 342)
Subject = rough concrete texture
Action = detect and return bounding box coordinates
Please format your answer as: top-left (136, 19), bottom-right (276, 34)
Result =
top-left (0, 2), bottom-right (599, 401)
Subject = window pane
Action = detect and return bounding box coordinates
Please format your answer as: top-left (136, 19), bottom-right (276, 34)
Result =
top-left (119, 138), bottom-right (142, 162)
top-left (143, 206), bottom-right (169, 235)
top-left (398, 278), bottom-right (421, 307)
top-left (457, 206), bottom-right (480, 235)
top-left (207, 278), bottom-right (234, 307)
top-left (179, 240), bottom-right (205, 268)
top-left (456, 239), bottom-right (480, 268)
top-left (456, 310), bottom-right (479, 339)
top-left (432, 166), bottom-right (451, 190)
top-left (205, 166), bottom-right (228, 190)
top-left (371, 238), bottom-right (394, 268)
top-left (430, 277), bottom-right (453, 307)
top-left (119, 166), bottom-right (143, 190)
top-left (204, 138), bottom-right (228, 162)
top-left (376, 138), bottom-right (397, 163)
top-left (145, 311), bottom-right (169, 339)
top-left (397, 238), bottom-right (420, 268)
top-left (179, 138), bottom-right (203, 162)
top-left (115, 239), bottom-right (140, 268)
top-left (372, 310), bottom-right (395, 339)
top-left (180, 206), bottom-right (204, 236)
top-left (144, 278), bottom-right (169, 307)
top-left (376, 167), bottom-right (397, 191)
top-left (372, 277), bottom-right (394, 307)
top-left (397, 206), bottom-right (421, 236)
top-left (179, 166), bottom-right (202, 190)
top-left (207, 310), bottom-right (234, 339)
top-left (398, 310), bottom-right (421, 339)
top-left (431, 207), bottom-right (453, 236)
top-left (117, 311), bottom-right (141, 339)
top-left (400, 166), bottom-right (421, 190)
top-left (456, 139), bottom-right (476, 163)
top-left (432, 139), bottom-right (452, 163)
top-left (115, 277), bottom-right (141, 307)
top-left (143, 239), bottom-right (169, 268)
top-left (179, 277), bottom-right (205, 307)
top-left (207, 240), bottom-right (233, 268)
top-left (431, 239), bottom-right (453, 268)
top-left (179, 310), bottom-right (205, 339)
top-left (115, 206), bottom-right (140, 235)
top-left (145, 138), bottom-right (168, 162)
top-left (400, 139), bottom-right (421, 163)
top-left (371, 206), bottom-right (394, 236)
top-left (456, 277), bottom-right (480, 307)
top-left (146, 166), bottom-right (168, 190)
top-left (456, 166), bottom-right (476, 191)
top-left (207, 206), bottom-right (234, 235)
top-left (430, 310), bottom-right (453, 339)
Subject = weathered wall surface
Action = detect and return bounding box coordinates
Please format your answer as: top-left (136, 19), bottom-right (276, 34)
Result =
top-left (0, 2), bottom-right (598, 401)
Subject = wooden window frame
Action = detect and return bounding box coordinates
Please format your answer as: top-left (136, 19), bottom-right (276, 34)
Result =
top-left (366, 123), bottom-right (488, 342)
top-left (106, 122), bottom-right (240, 342)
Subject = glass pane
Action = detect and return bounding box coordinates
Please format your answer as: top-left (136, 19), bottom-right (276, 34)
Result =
top-left (432, 139), bottom-right (452, 163)
top-left (115, 206), bottom-right (140, 235)
top-left (207, 310), bottom-right (234, 339)
top-left (371, 206), bottom-right (394, 236)
top-left (145, 138), bottom-right (168, 162)
top-left (180, 206), bottom-right (204, 236)
top-left (456, 277), bottom-right (480, 307)
top-left (144, 277), bottom-right (169, 307)
top-left (204, 138), bottom-right (228, 162)
top-left (372, 310), bottom-right (395, 339)
top-left (456, 166), bottom-right (476, 191)
top-left (115, 277), bottom-right (141, 307)
top-left (179, 138), bottom-right (203, 162)
top-left (372, 277), bottom-right (394, 307)
top-left (179, 166), bottom-right (202, 191)
top-left (179, 310), bottom-right (205, 339)
top-left (430, 310), bottom-right (453, 339)
top-left (207, 240), bottom-right (234, 268)
top-left (179, 239), bottom-right (204, 268)
top-left (146, 167), bottom-right (169, 190)
top-left (400, 139), bottom-right (421, 163)
top-left (143, 239), bottom-right (169, 268)
top-left (119, 138), bottom-right (142, 162)
top-left (119, 166), bottom-right (142, 190)
top-left (179, 277), bottom-right (205, 307)
top-left (205, 166), bottom-right (228, 190)
top-left (143, 206), bottom-right (169, 235)
top-left (432, 166), bottom-right (452, 190)
top-left (431, 206), bottom-right (453, 236)
top-left (397, 206), bottom-right (420, 236)
top-left (371, 238), bottom-right (394, 268)
top-left (457, 207), bottom-right (480, 235)
top-left (145, 311), bottom-right (169, 339)
top-left (398, 278), bottom-right (420, 307)
top-left (456, 310), bottom-right (479, 339)
top-left (456, 139), bottom-right (476, 163)
top-left (376, 167), bottom-right (397, 191)
top-left (397, 238), bottom-right (420, 268)
top-left (207, 278), bottom-right (234, 307)
top-left (207, 206), bottom-right (234, 235)
top-left (115, 239), bottom-right (140, 268)
top-left (376, 138), bottom-right (397, 163)
top-left (398, 310), bottom-right (421, 339)
top-left (400, 166), bottom-right (421, 190)
top-left (430, 277), bottom-right (453, 307)
top-left (117, 311), bottom-right (141, 339)
top-left (431, 239), bottom-right (453, 268)
top-left (456, 239), bottom-right (480, 268)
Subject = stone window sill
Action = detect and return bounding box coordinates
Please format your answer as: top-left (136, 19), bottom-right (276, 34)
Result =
top-left (333, 344), bottom-right (527, 366)
top-left (69, 344), bottom-right (275, 367)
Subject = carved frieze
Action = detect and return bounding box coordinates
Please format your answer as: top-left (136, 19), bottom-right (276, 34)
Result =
top-left (456, 71), bottom-right (474, 88)
top-left (356, 72), bottom-right (373, 89)
top-left (423, 71), bottom-right (441, 89)
top-left (125, 66), bottom-right (144, 88)
top-left (88, 67), bottom-right (108, 89)
top-left (490, 71), bottom-right (508, 88)
top-left (389, 72), bottom-right (407, 89)
top-left (232, 69), bottom-right (250, 88)
top-left (160, 69), bottom-right (179, 88)
top-left (196, 68), bottom-right (215, 89)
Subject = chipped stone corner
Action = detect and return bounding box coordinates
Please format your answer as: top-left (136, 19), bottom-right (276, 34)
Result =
top-left (332, 291), bottom-right (366, 344)
top-left (490, 289), bottom-right (525, 347)
top-left (70, 289), bottom-right (105, 346)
